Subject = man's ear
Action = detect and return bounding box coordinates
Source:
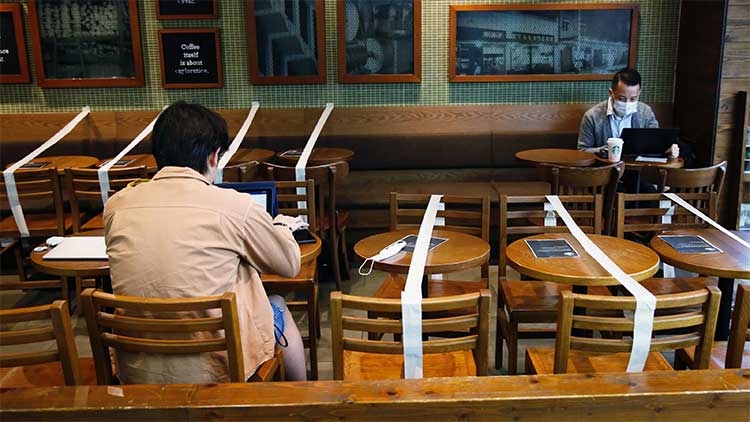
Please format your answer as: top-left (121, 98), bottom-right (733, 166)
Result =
top-left (608, 88), bottom-right (614, 98)
top-left (209, 149), bottom-right (220, 167)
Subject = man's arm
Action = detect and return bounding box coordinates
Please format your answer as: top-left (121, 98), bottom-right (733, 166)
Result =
top-left (228, 207), bottom-right (301, 278)
top-left (577, 112), bottom-right (604, 153)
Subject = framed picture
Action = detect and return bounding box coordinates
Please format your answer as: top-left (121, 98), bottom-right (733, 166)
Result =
top-left (0, 3), bottom-right (31, 84)
top-left (158, 28), bottom-right (223, 89)
top-left (27, 0), bottom-right (145, 88)
top-left (449, 3), bottom-right (639, 82)
top-left (247, 0), bottom-right (326, 84)
top-left (156, 0), bottom-right (218, 20)
top-left (337, 0), bottom-right (421, 83)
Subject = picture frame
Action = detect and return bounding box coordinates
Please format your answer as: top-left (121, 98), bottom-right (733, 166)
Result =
top-left (247, 0), bottom-right (326, 85)
top-left (337, 0), bottom-right (421, 83)
top-left (449, 3), bottom-right (639, 82)
top-left (156, 0), bottom-right (218, 20)
top-left (158, 28), bottom-right (223, 89)
top-left (27, 0), bottom-right (145, 88)
top-left (0, 3), bottom-right (31, 84)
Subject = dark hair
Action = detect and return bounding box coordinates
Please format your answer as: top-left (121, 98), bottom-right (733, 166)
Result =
top-left (611, 68), bottom-right (642, 90)
top-left (151, 101), bottom-right (229, 174)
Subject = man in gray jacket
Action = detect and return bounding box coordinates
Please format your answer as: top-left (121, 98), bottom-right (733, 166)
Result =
top-left (577, 68), bottom-right (679, 158)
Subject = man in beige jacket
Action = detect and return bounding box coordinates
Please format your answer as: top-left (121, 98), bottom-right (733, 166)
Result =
top-left (104, 101), bottom-right (307, 382)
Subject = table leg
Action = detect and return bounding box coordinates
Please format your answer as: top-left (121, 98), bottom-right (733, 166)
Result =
top-left (715, 278), bottom-right (734, 341)
top-left (422, 274), bottom-right (429, 298)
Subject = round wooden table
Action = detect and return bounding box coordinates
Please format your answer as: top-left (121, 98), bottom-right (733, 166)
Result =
top-left (233, 148), bottom-right (275, 164)
top-left (353, 229), bottom-right (490, 297)
top-left (650, 228), bottom-right (750, 340)
top-left (276, 147), bottom-right (354, 166)
top-left (595, 154), bottom-right (685, 169)
top-left (506, 233), bottom-right (660, 287)
top-left (96, 154), bottom-right (156, 170)
top-left (8, 155), bottom-right (99, 175)
top-left (515, 149), bottom-right (596, 167)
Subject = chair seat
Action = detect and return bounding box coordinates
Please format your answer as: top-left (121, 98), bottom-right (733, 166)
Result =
top-left (321, 210), bottom-right (349, 231)
top-left (676, 342), bottom-right (750, 369)
top-left (525, 348), bottom-right (673, 374)
top-left (500, 279), bottom-right (612, 323)
top-left (375, 274), bottom-right (485, 299)
top-left (0, 357), bottom-right (97, 388)
top-left (343, 349), bottom-right (476, 380)
top-left (81, 213), bottom-right (104, 231)
top-left (640, 277), bottom-right (716, 295)
top-left (0, 213), bottom-right (76, 237)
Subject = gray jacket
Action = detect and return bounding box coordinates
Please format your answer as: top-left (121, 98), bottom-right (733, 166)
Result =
top-left (577, 100), bottom-right (659, 153)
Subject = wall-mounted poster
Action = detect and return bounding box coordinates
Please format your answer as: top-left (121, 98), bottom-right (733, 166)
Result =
top-left (337, 0), bottom-right (421, 83)
top-left (156, 0), bottom-right (218, 20)
top-left (449, 3), bottom-right (639, 82)
top-left (158, 28), bottom-right (223, 89)
top-left (247, 0), bottom-right (326, 85)
top-left (0, 3), bottom-right (31, 84)
top-left (27, 0), bottom-right (145, 88)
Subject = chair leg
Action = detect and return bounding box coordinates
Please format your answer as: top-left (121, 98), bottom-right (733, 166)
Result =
top-left (495, 314), bottom-right (504, 371)
top-left (74, 277), bottom-right (83, 316)
top-left (330, 228), bottom-right (342, 292)
top-left (339, 228), bottom-right (351, 280)
top-left (507, 322), bottom-right (519, 375)
top-left (12, 241), bottom-right (28, 281)
top-left (307, 282), bottom-right (319, 380)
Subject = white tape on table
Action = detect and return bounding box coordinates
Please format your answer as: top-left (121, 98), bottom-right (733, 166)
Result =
top-left (543, 201), bottom-right (557, 227)
top-left (98, 108), bottom-right (164, 204)
top-left (3, 107), bottom-right (90, 237)
top-left (546, 195), bottom-right (656, 372)
top-left (664, 193), bottom-right (750, 249)
top-left (214, 102), bottom-right (260, 184)
top-left (401, 194), bottom-right (443, 379)
top-left (433, 202), bottom-right (445, 280)
top-left (295, 103), bottom-right (334, 212)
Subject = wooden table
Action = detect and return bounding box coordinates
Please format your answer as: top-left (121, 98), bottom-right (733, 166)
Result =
top-left (95, 154), bottom-right (156, 170)
top-left (650, 228), bottom-right (750, 340)
top-left (515, 149), bottom-right (596, 167)
top-left (94, 149), bottom-right (276, 170)
top-left (595, 154), bottom-right (685, 169)
top-left (276, 147), bottom-right (354, 166)
top-left (7, 155), bottom-right (99, 175)
top-left (353, 229), bottom-right (490, 297)
top-left (506, 233), bottom-right (660, 287)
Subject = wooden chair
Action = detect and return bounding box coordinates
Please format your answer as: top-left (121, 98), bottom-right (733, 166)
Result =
top-left (0, 167), bottom-right (69, 238)
top-left (375, 193), bottom-right (491, 300)
top-left (676, 283), bottom-right (750, 369)
top-left (64, 166), bottom-right (149, 233)
top-left (330, 289), bottom-right (491, 380)
top-left (80, 288), bottom-right (283, 384)
top-left (539, 161), bottom-right (625, 235)
top-left (497, 194), bottom-right (611, 374)
top-left (264, 161), bottom-right (351, 290)
top-left (0, 300), bottom-right (96, 387)
top-left (260, 179), bottom-right (321, 380)
top-left (642, 161), bottom-right (727, 195)
top-left (526, 286), bottom-right (722, 374)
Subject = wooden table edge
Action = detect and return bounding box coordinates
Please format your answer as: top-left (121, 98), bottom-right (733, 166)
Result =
top-left (507, 255), bottom-right (660, 286)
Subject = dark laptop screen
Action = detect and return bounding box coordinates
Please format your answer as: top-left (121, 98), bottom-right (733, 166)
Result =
top-left (216, 181), bottom-right (278, 216)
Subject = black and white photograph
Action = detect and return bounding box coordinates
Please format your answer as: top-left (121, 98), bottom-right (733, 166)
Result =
top-left (248, 0), bottom-right (326, 84)
top-left (338, 0), bottom-right (421, 83)
top-left (450, 4), bottom-right (638, 82)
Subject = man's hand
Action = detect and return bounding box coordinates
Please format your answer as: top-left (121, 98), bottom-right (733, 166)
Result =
top-left (665, 144), bottom-right (680, 159)
top-left (273, 214), bottom-right (309, 232)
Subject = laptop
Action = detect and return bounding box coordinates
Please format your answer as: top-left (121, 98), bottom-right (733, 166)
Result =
top-left (621, 128), bottom-right (680, 157)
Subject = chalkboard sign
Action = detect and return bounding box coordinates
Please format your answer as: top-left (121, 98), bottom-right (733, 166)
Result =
top-left (156, 0), bottom-right (218, 20)
top-left (0, 3), bottom-right (30, 84)
top-left (158, 29), bottom-right (223, 89)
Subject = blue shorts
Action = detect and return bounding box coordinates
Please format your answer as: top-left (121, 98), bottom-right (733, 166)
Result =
top-left (270, 300), bottom-right (288, 347)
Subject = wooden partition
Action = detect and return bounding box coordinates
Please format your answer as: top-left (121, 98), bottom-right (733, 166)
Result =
top-left (1, 369), bottom-right (748, 421)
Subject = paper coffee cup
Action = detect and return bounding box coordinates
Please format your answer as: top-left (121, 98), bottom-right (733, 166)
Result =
top-left (607, 137), bottom-right (624, 162)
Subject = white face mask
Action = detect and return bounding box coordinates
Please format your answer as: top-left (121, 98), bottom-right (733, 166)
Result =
top-left (614, 99), bottom-right (638, 116)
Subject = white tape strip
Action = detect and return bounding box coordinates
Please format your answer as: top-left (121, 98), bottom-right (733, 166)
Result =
top-left (664, 192), bottom-right (750, 249)
top-left (544, 202), bottom-right (557, 227)
top-left (401, 194), bottom-right (443, 379)
top-left (3, 107), bottom-right (90, 237)
top-left (98, 108), bottom-right (165, 204)
top-left (546, 195), bottom-right (656, 372)
top-left (659, 200), bottom-right (674, 225)
top-left (295, 103), bottom-right (334, 212)
top-left (214, 102), bottom-right (260, 184)
top-left (433, 202), bottom-right (445, 280)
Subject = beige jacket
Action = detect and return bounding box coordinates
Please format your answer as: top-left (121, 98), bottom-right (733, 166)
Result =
top-left (103, 166), bottom-right (300, 383)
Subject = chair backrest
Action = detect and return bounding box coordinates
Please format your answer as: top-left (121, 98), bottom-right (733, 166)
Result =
top-left (499, 194), bottom-right (603, 277)
top-left (389, 192), bottom-right (491, 278)
top-left (643, 161), bottom-right (727, 195)
top-left (64, 166), bottom-right (149, 232)
top-left (221, 160), bottom-right (261, 183)
top-left (726, 283), bottom-right (750, 368)
top-left (553, 286), bottom-right (721, 374)
top-left (614, 191), bottom-right (716, 238)
top-left (329, 290), bottom-right (491, 380)
top-left (272, 179), bottom-right (318, 232)
top-left (0, 167), bottom-right (65, 235)
top-left (0, 300), bottom-right (82, 385)
top-left (80, 288), bottom-right (245, 384)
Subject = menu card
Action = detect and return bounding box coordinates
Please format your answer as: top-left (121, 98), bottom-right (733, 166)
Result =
top-left (99, 159), bottom-right (135, 168)
top-left (525, 239), bottom-right (580, 258)
top-left (658, 235), bottom-right (722, 254)
top-left (398, 235), bottom-right (448, 253)
top-left (20, 161), bottom-right (50, 168)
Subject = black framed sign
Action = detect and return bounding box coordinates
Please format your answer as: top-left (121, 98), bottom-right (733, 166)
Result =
top-left (0, 3), bottom-right (30, 84)
top-left (158, 28), bottom-right (223, 89)
top-left (156, 0), bottom-right (218, 20)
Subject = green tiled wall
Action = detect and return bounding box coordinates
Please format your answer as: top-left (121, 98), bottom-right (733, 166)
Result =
top-left (0, 0), bottom-right (680, 112)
